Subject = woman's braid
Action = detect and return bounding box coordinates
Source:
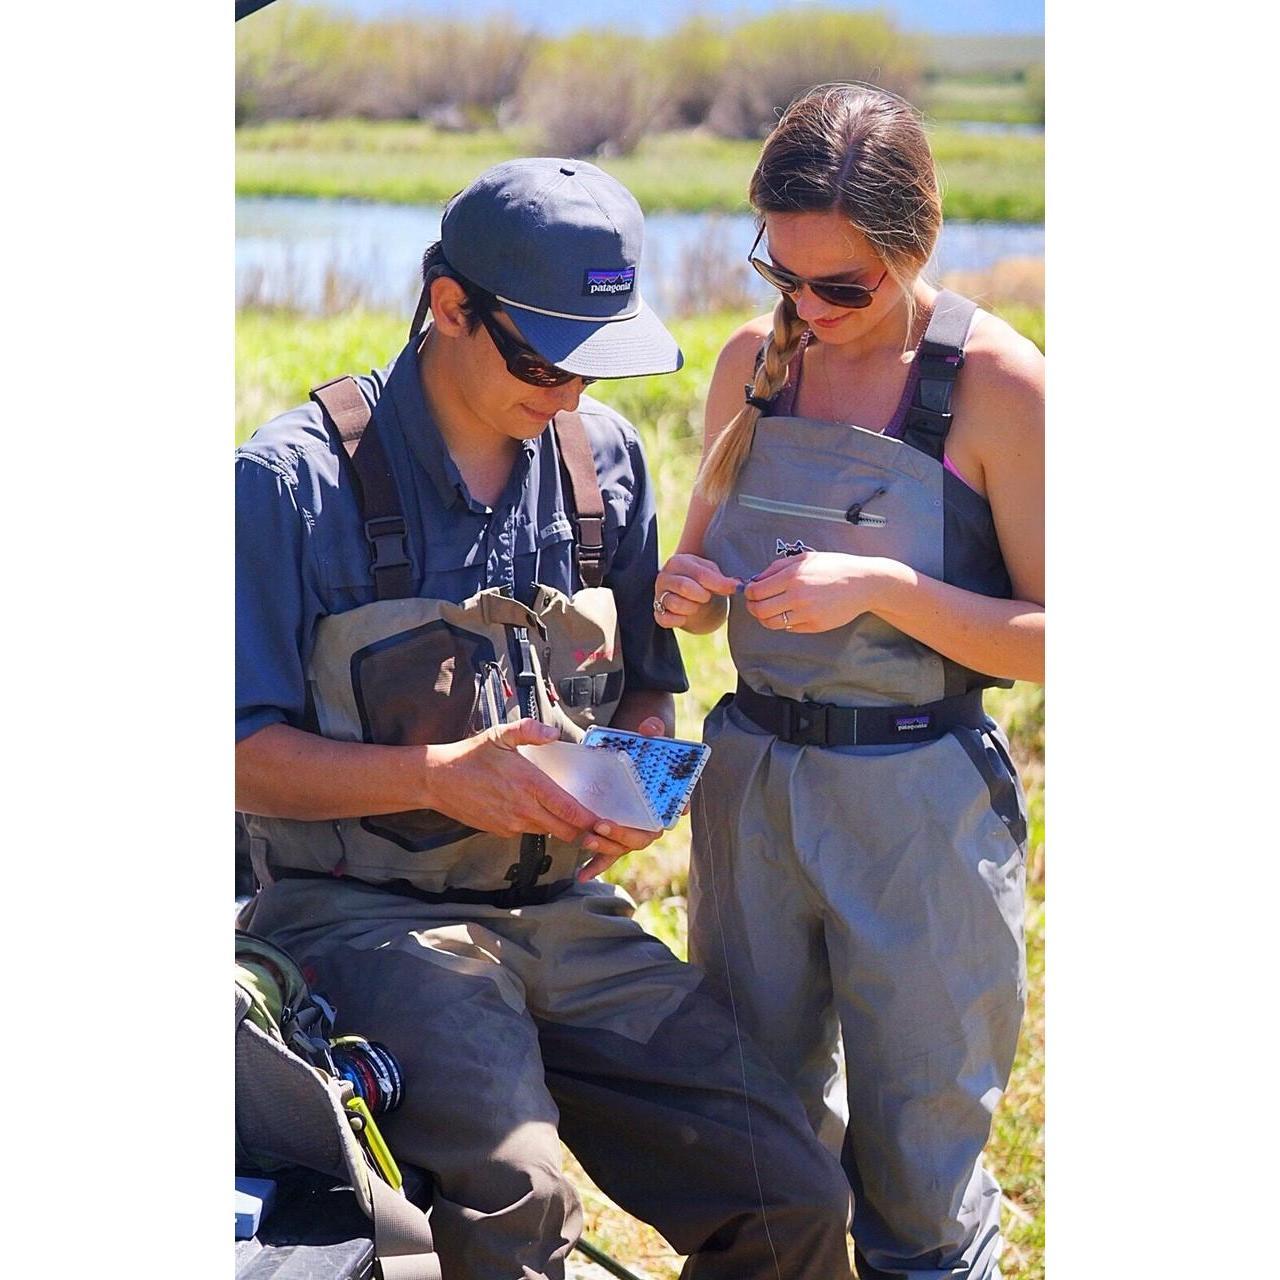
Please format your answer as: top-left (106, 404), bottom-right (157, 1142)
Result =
top-left (696, 294), bottom-right (808, 507)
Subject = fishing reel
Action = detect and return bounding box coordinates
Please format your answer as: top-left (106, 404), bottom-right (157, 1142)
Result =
top-left (329, 1036), bottom-right (404, 1117)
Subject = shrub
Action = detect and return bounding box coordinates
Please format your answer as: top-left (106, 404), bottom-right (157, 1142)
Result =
top-left (650, 17), bottom-right (730, 130)
top-left (356, 17), bottom-right (539, 124)
top-left (236, 4), bottom-right (538, 125)
top-left (235, 1), bottom-right (364, 123)
top-left (1024, 62), bottom-right (1045, 125)
top-left (706, 10), bottom-right (924, 139)
top-left (515, 32), bottom-right (662, 157)
top-left (668, 220), bottom-right (758, 317)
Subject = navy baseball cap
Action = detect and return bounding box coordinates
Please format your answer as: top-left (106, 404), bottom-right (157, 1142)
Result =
top-left (440, 158), bottom-right (682, 380)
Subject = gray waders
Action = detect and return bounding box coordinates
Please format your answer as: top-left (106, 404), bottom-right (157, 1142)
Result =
top-left (690, 293), bottom-right (1028, 1280)
top-left (239, 375), bottom-right (855, 1279)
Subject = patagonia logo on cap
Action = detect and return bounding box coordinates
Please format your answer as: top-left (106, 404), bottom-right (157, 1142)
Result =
top-left (894, 714), bottom-right (932, 733)
top-left (583, 267), bottom-right (635, 297)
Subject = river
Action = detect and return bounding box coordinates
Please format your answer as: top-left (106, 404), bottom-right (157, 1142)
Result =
top-left (236, 196), bottom-right (1044, 317)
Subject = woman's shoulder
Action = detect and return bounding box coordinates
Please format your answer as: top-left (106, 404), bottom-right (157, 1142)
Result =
top-left (948, 305), bottom-right (1044, 450)
top-left (714, 312), bottom-right (776, 378)
top-left (961, 307), bottom-right (1044, 401)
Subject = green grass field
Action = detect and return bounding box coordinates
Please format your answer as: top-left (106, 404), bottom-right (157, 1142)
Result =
top-left (236, 305), bottom-right (1045, 1278)
top-left (235, 121), bottom-right (1045, 223)
top-left (922, 76), bottom-right (1043, 125)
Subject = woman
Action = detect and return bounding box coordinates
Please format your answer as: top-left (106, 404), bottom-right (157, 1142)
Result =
top-left (653, 83), bottom-right (1043, 1280)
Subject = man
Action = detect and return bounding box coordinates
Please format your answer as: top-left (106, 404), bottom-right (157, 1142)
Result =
top-left (236, 158), bottom-right (852, 1279)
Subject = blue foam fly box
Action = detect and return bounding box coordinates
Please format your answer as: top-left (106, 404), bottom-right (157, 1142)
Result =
top-left (235, 1176), bottom-right (277, 1239)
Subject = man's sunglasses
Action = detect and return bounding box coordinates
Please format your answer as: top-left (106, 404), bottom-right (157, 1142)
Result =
top-left (747, 225), bottom-right (888, 310)
top-left (475, 306), bottom-right (595, 388)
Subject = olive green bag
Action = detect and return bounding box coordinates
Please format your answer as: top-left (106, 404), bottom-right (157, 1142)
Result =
top-left (234, 932), bottom-right (441, 1280)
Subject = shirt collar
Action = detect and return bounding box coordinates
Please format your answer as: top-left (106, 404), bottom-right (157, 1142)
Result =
top-left (383, 331), bottom-right (541, 513)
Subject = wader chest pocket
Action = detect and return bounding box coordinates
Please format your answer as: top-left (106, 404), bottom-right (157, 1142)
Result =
top-left (351, 620), bottom-right (496, 852)
top-left (351, 619), bottom-right (494, 747)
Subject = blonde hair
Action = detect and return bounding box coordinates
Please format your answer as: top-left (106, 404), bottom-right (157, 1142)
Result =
top-left (697, 82), bottom-right (941, 506)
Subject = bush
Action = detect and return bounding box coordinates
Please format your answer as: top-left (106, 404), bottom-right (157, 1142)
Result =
top-left (516, 32), bottom-right (662, 157)
top-left (1024, 62), bottom-right (1045, 125)
top-left (706, 9), bottom-right (924, 139)
top-left (235, 1), bottom-right (364, 123)
top-left (352, 17), bottom-right (539, 124)
top-left (650, 17), bottom-right (730, 130)
top-left (236, 4), bottom-right (538, 126)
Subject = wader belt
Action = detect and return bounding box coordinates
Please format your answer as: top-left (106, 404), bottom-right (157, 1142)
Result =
top-left (731, 680), bottom-right (986, 747)
top-left (271, 866), bottom-right (576, 909)
top-left (898, 290), bottom-right (977, 463)
top-left (311, 377), bottom-right (415, 601)
top-left (311, 378), bottom-right (606, 597)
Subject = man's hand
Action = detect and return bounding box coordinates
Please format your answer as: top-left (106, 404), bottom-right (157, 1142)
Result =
top-left (426, 719), bottom-right (604, 843)
top-left (576, 714), bottom-right (666, 882)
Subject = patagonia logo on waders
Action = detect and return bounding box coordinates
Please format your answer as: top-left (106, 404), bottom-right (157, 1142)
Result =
top-left (776, 538), bottom-right (814, 558)
top-left (583, 267), bottom-right (635, 296)
top-left (895, 714), bottom-right (932, 733)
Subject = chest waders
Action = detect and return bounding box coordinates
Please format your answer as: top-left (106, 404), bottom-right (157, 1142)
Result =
top-left (241, 375), bottom-right (627, 906)
top-left (689, 292), bottom-right (1029, 1280)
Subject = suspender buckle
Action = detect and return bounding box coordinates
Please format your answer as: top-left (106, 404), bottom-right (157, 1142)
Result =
top-left (364, 516), bottom-right (410, 572)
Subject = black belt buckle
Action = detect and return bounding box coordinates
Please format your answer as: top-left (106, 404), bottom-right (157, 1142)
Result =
top-left (786, 700), bottom-right (829, 746)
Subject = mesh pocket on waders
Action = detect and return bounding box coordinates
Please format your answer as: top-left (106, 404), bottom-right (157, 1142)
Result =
top-left (351, 619), bottom-right (496, 851)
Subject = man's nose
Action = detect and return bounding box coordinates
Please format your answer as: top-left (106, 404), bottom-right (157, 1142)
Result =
top-left (548, 379), bottom-right (587, 412)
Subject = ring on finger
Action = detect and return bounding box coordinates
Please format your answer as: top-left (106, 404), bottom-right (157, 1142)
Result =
top-left (782, 609), bottom-right (792, 630)
top-left (653, 590), bottom-right (673, 616)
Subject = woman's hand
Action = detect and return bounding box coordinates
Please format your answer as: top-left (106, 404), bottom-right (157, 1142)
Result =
top-left (743, 551), bottom-right (901, 634)
top-left (653, 553), bottom-right (741, 633)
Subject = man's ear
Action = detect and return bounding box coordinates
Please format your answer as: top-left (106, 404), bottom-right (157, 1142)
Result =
top-left (428, 276), bottom-right (472, 337)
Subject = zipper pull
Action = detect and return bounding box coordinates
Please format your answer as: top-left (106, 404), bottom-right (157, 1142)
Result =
top-left (846, 486), bottom-right (887, 524)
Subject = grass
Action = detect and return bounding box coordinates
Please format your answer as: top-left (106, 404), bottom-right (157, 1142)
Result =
top-left (236, 121), bottom-right (1044, 223)
top-left (922, 76), bottom-right (1043, 126)
top-left (236, 304), bottom-right (1045, 1278)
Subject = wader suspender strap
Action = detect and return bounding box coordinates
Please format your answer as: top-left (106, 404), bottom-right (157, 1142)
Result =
top-left (550, 411), bottom-right (606, 589)
top-left (408, 282), bottom-right (431, 348)
top-left (311, 377), bottom-right (416, 601)
top-left (900, 290), bottom-right (978, 462)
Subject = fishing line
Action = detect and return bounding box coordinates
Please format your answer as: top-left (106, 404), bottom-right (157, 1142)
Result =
top-left (693, 793), bottom-right (783, 1280)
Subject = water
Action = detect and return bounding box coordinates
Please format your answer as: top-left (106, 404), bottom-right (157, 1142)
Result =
top-left (236, 196), bottom-right (1044, 316)
top-left (951, 120), bottom-right (1044, 137)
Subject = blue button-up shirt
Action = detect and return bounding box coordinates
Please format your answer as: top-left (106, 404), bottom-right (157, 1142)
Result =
top-left (236, 336), bottom-right (688, 742)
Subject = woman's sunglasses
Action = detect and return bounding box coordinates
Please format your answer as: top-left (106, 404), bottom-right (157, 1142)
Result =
top-left (747, 225), bottom-right (887, 310)
top-left (476, 306), bottom-right (595, 388)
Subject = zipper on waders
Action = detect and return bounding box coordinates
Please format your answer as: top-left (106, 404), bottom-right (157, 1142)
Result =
top-left (507, 624), bottom-right (552, 893)
top-left (737, 490), bottom-right (888, 527)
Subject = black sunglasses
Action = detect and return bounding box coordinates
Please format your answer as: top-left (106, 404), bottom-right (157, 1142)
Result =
top-left (747, 225), bottom-right (888, 310)
top-left (475, 306), bottom-right (595, 389)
